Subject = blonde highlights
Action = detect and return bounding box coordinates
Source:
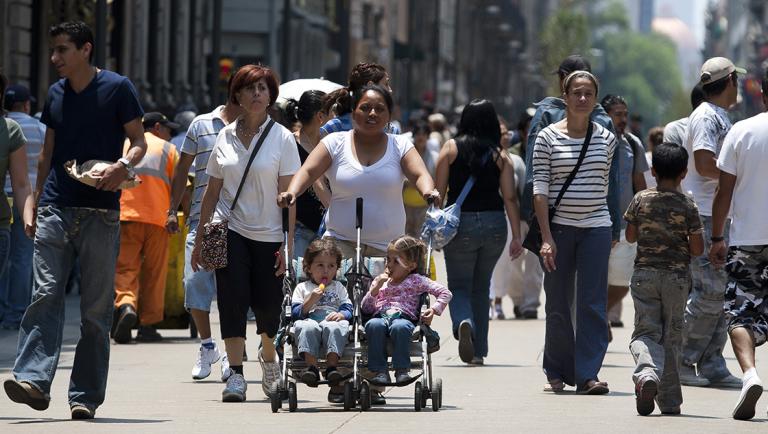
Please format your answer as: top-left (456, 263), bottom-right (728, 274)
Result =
top-left (387, 235), bottom-right (427, 275)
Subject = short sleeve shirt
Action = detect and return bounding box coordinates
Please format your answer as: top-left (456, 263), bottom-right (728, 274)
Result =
top-left (624, 188), bottom-right (703, 273)
top-left (717, 112), bottom-right (768, 246)
top-left (682, 102), bottom-right (731, 215)
top-left (180, 106), bottom-right (228, 226)
top-left (206, 117), bottom-right (300, 242)
top-left (322, 131), bottom-right (413, 252)
top-left (0, 119), bottom-right (26, 227)
top-left (39, 70), bottom-right (144, 210)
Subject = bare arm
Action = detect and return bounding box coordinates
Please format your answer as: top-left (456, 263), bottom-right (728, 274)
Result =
top-left (401, 147), bottom-right (438, 202)
top-left (632, 172), bottom-right (647, 193)
top-left (277, 142), bottom-right (332, 206)
top-left (95, 118), bottom-right (147, 191)
top-left (689, 232), bottom-right (705, 257)
top-left (166, 152), bottom-right (195, 233)
top-left (434, 139), bottom-right (457, 208)
top-left (278, 174), bottom-right (295, 262)
top-left (625, 223), bottom-right (637, 243)
top-left (8, 145), bottom-right (34, 237)
top-left (35, 129), bottom-right (55, 205)
top-left (693, 149), bottom-right (720, 180)
top-left (708, 170), bottom-right (735, 267)
top-left (499, 153), bottom-right (522, 259)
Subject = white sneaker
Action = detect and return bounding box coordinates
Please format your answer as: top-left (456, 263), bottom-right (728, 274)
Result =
top-left (221, 354), bottom-right (232, 383)
top-left (259, 349), bottom-right (281, 398)
top-left (733, 375), bottom-right (763, 420)
top-left (192, 344), bottom-right (221, 380)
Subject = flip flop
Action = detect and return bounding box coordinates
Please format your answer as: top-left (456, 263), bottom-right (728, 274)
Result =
top-left (543, 378), bottom-right (565, 393)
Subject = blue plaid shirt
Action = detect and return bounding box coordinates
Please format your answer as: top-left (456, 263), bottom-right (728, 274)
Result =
top-left (320, 113), bottom-right (401, 136)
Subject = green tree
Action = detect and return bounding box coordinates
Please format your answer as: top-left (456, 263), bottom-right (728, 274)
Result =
top-left (538, 0), bottom-right (686, 127)
top-left (540, 4), bottom-right (590, 95)
top-left (597, 31), bottom-right (685, 127)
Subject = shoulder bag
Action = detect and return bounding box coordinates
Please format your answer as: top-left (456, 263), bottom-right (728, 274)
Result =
top-left (200, 120), bottom-right (275, 269)
top-left (523, 122), bottom-right (593, 256)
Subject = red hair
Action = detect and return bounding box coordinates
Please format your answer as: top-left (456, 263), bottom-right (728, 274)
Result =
top-left (228, 64), bottom-right (280, 106)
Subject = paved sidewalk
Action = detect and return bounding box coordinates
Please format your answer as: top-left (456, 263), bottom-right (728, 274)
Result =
top-left (1, 252), bottom-right (766, 433)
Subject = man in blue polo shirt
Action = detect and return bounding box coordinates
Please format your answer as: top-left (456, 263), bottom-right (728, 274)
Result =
top-left (3, 21), bottom-right (146, 420)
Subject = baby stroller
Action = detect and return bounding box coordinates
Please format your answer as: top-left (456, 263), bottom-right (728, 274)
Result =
top-left (270, 200), bottom-right (368, 412)
top-left (270, 199), bottom-right (443, 412)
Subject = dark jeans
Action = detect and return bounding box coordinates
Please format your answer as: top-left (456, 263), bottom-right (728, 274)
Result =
top-left (444, 211), bottom-right (506, 358)
top-left (13, 206), bottom-right (120, 409)
top-left (543, 224), bottom-right (611, 387)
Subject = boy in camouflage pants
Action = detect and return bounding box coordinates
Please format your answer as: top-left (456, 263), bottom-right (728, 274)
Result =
top-left (624, 143), bottom-right (704, 416)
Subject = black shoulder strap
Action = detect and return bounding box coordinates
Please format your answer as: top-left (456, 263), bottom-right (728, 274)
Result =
top-left (553, 122), bottom-right (593, 210)
top-left (230, 119), bottom-right (276, 211)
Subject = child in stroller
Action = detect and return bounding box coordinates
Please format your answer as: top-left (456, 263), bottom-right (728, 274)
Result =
top-left (362, 235), bottom-right (452, 386)
top-left (290, 239), bottom-right (352, 387)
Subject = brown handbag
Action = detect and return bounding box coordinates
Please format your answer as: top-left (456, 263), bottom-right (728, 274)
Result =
top-left (200, 120), bottom-right (275, 270)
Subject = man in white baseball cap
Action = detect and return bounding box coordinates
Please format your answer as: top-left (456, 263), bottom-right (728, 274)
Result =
top-left (699, 57), bottom-right (747, 85)
top-left (679, 56), bottom-right (745, 389)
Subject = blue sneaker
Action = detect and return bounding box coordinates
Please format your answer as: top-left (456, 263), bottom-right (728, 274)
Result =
top-left (222, 373), bottom-right (247, 402)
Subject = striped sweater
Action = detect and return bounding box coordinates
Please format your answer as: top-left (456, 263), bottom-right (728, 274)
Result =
top-left (532, 122), bottom-right (616, 228)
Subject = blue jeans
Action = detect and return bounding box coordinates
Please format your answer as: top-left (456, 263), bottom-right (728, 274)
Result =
top-left (365, 317), bottom-right (415, 371)
top-left (293, 221), bottom-right (317, 260)
top-left (0, 226), bottom-right (14, 323)
top-left (183, 221), bottom-right (216, 311)
top-left (444, 211), bottom-right (506, 358)
top-left (543, 224), bottom-right (611, 387)
top-left (0, 206), bottom-right (33, 327)
top-left (13, 206), bottom-right (120, 409)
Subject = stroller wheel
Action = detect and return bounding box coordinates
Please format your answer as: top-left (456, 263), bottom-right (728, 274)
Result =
top-left (359, 382), bottom-right (371, 411)
top-left (435, 377), bottom-right (443, 409)
top-left (414, 381), bottom-right (423, 412)
top-left (343, 382), bottom-right (354, 411)
top-left (270, 380), bottom-right (282, 413)
top-left (287, 382), bottom-right (297, 412)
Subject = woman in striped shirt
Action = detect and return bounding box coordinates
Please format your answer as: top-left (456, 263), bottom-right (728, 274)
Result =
top-left (532, 71), bottom-right (617, 395)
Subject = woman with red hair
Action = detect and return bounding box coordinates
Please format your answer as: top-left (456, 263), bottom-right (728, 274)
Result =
top-left (191, 64), bottom-right (300, 403)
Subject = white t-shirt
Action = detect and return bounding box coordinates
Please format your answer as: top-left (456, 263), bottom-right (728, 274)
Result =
top-left (663, 116), bottom-right (688, 147)
top-left (291, 280), bottom-right (351, 322)
top-left (683, 102), bottom-right (732, 216)
top-left (206, 116), bottom-right (301, 242)
top-left (322, 131), bottom-right (414, 251)
top-left (643, 152), bottom-right (656, 189)
top-left (717, 112), bottom-right (768, 246)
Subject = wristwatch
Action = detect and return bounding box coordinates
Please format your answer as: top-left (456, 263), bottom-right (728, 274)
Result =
top-left (710, 236), bottom-right (725, 242)
top-left (117, 157), bottom-right (135, 177)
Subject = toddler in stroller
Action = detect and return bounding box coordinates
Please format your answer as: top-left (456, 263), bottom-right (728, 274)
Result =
top-left (290, 239), bottom-right (352, 386)
top-left (362, 235), bottom-right (452, 387)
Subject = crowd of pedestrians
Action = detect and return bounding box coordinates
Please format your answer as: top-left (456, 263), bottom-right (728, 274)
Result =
top-left (2, 19), bottom-right (768, 423)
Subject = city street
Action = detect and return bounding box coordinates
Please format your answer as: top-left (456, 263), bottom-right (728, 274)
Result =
top-left (1, 251), bottom-right (766, 433)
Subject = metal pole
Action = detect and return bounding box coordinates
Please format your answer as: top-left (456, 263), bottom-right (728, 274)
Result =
top-left (281, 0), bottom-right (291, 78)
top-left (94, 0), bottom-right (107, 67)
top-left (210, 0), bottom-right (222, 106)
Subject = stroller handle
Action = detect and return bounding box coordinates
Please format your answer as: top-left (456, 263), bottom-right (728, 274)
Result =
top-left (356, 197), bottom-right (363, 229)
top-left (282, 207), bottom-right (289, 233)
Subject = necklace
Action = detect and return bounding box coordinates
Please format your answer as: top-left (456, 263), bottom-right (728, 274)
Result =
top-left (236, 119), bottom-right (257, 137)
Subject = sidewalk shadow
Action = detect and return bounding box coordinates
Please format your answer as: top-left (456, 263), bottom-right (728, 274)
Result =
top-left (1, 416), bottom-right (170, 424)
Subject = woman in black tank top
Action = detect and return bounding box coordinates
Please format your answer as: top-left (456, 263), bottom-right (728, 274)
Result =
top-left (285, 91), bottom-right (331, 259)
top-left (435, 99), bottom-right (523, 365)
